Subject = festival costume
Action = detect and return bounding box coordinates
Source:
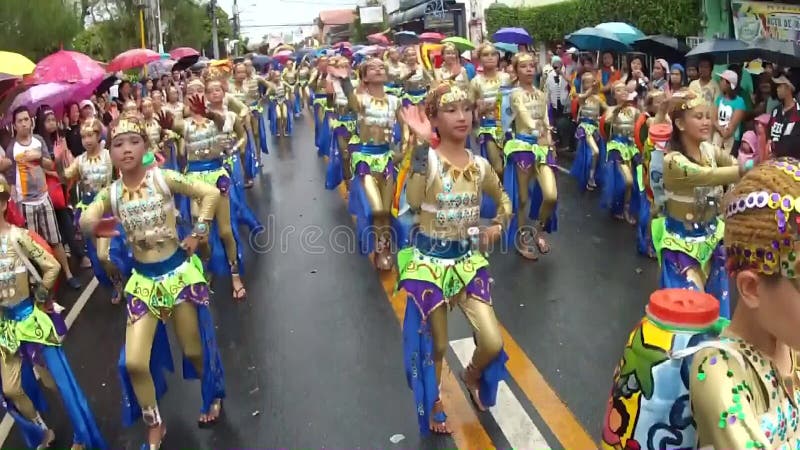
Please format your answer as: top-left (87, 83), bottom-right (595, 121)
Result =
top-left (80, 139), bottom-right (224, 445)
top-left (64, 149), bottom-right (130, 295)
top-left (310, 62), bottom-right (332, 153)
top-left (325, 74), bottom-right (359, 190)
top-left (402, 65), bottom-right (432, 108)
top-left (503, 83), bottom-right (559, 252)
top-left (282, 63), bottom-right (302, 117)
top-left (178, 109), bottom-right (256, 278)
top-left (385, 60), bottom-right (407, 97)
top-left (267, 80), bottom-right (292, 137)
top-left (230, 76), bottom-right (268, 178)
top-left (298, 64), bottom-right (311, 109)
top-left (569, 90), bottom-right (606, 191)
top-left (600, 101), bottom-right (642, 220)
top-left (653, 141), bottom-right (738, 318)
top-left (339, 75), bottom-right (402, 268)
top-left (471, 71), bottom-right (512, 177)
top-left (400, 141), bottom-right (512, 434)
top-left (0, 224), bottom-right (106, 449)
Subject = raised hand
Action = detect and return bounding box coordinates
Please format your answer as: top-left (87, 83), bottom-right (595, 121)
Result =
top-left (187, 94), bottom-right (207, 116)
top-left (157, 110), bottom-right (174, 131)
top-left (400, 104), bottom-right (433, 143)
top-left (93, 217), bottom-right (121, 238)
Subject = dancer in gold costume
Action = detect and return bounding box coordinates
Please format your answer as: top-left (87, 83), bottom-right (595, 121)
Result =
top-left (600, 81), bottom-right (641, 224)
top-left (503, 53), bottom-right (558, 260)
top-left (329, 58), bottom-right (401, 270)
top-left (310, 56), bottom-right (331, 152)
top-left (282, 59), bottom-right (301, 118)
top-left (398, 81), bottom-right (511, 435)
top-left (325, 56), bottom-right (359, 190)
top-left (570, 71), bottom-right (607, 191)
top-left (80, 117), bottom-right (224, 449)
top-left (298, 57), bottom-right (312, 110)
top-left (384, 47), bottom-right (407, 97)
top-left (470, 42), bottom-right (511, 177)
top-left (435, 43), bottom-right (469, 90)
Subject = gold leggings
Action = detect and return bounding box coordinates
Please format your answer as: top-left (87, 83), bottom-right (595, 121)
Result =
top-left (586, 133), bottom-right (600, 181)
top-left (1, 352), bottom-right (56, 420)
top-left (192, 194), bottom-right (238, 271)
top-left (276, 102), bottom-right (288, 134)
top-left (247, 113), bottom-right (262, 165)
top-left (338, 134), bottom-right (353, 181)
top-left (125, 304), bottom-right (203, 409)
top-left (429, 294), bottom-right (503, 384)
top-left (362, 171), bottom-right (395, 240)
top-left (617, 161), bottom-right (634, 209)
top-left (96, 237), bottom-right (122, 284)
top-left (486, 139), bottom-right (504, 178)
top-left (515, 163), bottom-right (557, 229)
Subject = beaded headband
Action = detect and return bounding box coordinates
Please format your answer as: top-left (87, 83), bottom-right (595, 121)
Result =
top-left (111, 118), bottom-right (145, 140)
top-left (725, 159), bottom-right (800, 277)
top-left (514, 52), bottom-right (534, 65)
top-left (439, 83), bottom-right (469, 106)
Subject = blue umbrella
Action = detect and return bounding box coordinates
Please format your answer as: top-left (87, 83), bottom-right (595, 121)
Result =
top-left (494, 42), bottom-right (519, 54)
top-left (596, 22), bottom-right (645, 45)
top-left (492, 27), bottom-right (532, 45)
top-left (565, 27), bottom-right (631, 52)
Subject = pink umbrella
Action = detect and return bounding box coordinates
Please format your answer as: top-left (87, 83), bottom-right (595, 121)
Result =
top-left (107, 48), bottom-right (162, 73)
top-left (367, 33), bottom-right (390, 45)
top-left (169, 47), bottom-right (200, 60)
top-left (420, 32), bottom-right (445, 43)
top-left (3, 77), bottom-right (102, 123)
top-left (273, 51), bottom-right (294, 64)
top-left (29, 50), bottom-right (105, 84)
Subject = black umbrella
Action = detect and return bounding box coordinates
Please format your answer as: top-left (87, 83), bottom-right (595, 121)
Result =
top-left (94, 75), bottom-right (118, 95)
top-left (634, 35), bottom-right (690, 61)
top-left (394, 31), bottom-right (419, 46)
top-left (172, 54), bottom-right (200, 72)
top-left (685, 38), bottom-right (750, 64)
top-left (748, 38), bottom-right (800, 67)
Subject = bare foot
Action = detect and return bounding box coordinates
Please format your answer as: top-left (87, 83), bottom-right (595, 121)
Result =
top-left (461, 369), bottom-right (488, 412)
top-left (145, 423), bottom-right (166, 449)
top-left (36, 429), bottom-right (55, 450)
top-left (516, 232), bottom-right (538, 261)
top-left (198, 399), bottom-right (222, 428)
top-left (534, 232), bottom-right (550, 254)
top-left (429, 399), bottom-right (451, 434)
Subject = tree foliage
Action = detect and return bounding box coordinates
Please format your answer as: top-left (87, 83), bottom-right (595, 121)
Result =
top-left (70, 0), bottom-right (232, 61)
top-left (0, 0), bottom-right (83, 60)
top-left (485, 0), bottom-right (702, 45)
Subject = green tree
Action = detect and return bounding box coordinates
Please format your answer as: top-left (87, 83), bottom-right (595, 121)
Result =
top-left (0, 0), bottom-right (83, 60)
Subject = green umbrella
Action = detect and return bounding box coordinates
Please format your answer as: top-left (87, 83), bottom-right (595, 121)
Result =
top-left (442, 36), bottom-right (475, 52)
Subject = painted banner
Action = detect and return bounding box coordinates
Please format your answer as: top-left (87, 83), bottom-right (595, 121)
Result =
top-left (732, 0), bottom-right (800, 43)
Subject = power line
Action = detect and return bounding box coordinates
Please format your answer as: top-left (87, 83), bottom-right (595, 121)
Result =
top-left (240, 22), bottom-right (317, 28)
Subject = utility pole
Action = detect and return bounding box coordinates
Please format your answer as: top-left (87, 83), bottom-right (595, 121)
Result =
top-left (155, 0), bottom-right (164, 52)
top-left (210, 0), bottom-right (220, 58)
top-left (232, 0), bottom-right (241, 56)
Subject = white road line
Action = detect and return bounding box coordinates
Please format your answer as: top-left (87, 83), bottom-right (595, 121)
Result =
top-left (0, 277), bottom-right (100, 446)
top-left (450, 338), bottom-right (550, 450)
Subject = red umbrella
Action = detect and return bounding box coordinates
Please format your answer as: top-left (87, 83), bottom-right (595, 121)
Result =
top-left (169, 47), bottom-right (199, 60)
top-left (367, 33), bottom-right (390, 45)
top-left (420, 32), bottom-right (445, 43)
top-left (29, 50), bottom-right (105, 84)
top-left (107, 48), bottom-right (162, 73)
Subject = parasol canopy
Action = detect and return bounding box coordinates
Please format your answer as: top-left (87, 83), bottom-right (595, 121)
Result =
top-left (394, 31), bottom-right (419, 45)
top-left (0, 52), bottom-right (35, 77)
top-left (169, 47), bottom-right (200, 60)
top-left (107, 48), bottom-right (162, 73)
top-left (367, 33), bottom-right (391, 45)
top-left (420, 32), bottom-right (445, 43)
top-left (747, 38), bottom-right (800, 67)
top-left (494, 42), bottom-right (519, 54)
top-left (29, 50), bottom-right (105, 84)
top-left (685, 38), bottom-right (751, 64)
top-left (492, 27), bottom-right (532, 45)
top-left (442, 36), bottom-right (475, 52)
top-left (595, 22), bottom-right (645, 45)
top-left (565, 27), bottom-right (631, 52)
top-left (633, 35), bottom-right (690, 61)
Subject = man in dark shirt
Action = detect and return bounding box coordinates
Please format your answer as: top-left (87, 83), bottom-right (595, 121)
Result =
top-left (769, 75), bottom-right (800, 157)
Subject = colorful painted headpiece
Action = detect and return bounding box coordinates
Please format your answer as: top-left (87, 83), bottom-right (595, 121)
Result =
top-left (111, 117), bottom-right (145, 140)
top-left (725, 158), bottom-right (800, 277)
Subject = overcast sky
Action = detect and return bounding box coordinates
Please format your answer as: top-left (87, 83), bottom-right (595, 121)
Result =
top-left (217, 0), bottom-right (359, 41)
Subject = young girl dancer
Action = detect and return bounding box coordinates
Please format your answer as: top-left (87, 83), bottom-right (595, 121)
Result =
top-left (398, 81), bottom-right (511, 435)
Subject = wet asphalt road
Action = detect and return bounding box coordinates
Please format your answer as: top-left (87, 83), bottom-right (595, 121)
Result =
top-left (2, 111), bottom-right (662, 449)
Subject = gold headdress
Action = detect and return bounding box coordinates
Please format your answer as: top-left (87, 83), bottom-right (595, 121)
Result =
top-left (442, 42), bottom-right (458, 54)
top-left (80, 118), bottom-right (103, 137)
top-left (111, 117), bottom-right (146, 140)
top-left (512, 52), bottom-right (534, 67)
top-left (208, 59), bottom-right (232, 81)
top-left (477, 42), bottom-right (497, 57)
top-left (424, 81), bottom-right (470, 117)
top-left (187, 79), bottom-right (205, 93)
top-left (672, 90), bottom-right (707, 110)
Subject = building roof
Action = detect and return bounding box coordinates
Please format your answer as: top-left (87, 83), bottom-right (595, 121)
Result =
top-left (318, 9), bottom-right (356, 25)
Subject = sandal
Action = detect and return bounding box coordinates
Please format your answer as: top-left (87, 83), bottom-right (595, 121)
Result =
top-left (587, 179), bottom-right (597, 191)
top-left (36, 429), bottom-right (55, 450)
top-left (429, 399), bottom-right (451, 434)
top-left (462, 363), bottom-right (488, 412)
top-left (534, 231), bottom-right (550, 255)
top-left (516, 231), bottom-right (538, 261)
top-left (198, 399), bottom-right (223, 428)
top-left (232, 275), bottom-right (246, 302)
